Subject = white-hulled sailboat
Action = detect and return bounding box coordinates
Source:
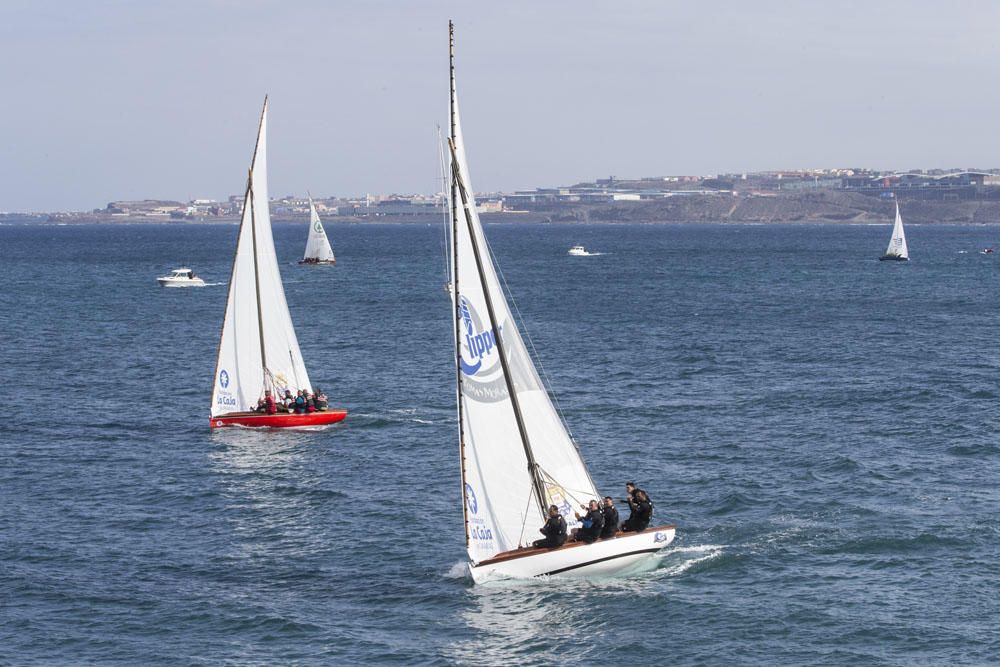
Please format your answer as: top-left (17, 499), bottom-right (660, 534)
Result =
top-left (209, 98), bottom-right (347, 429)
top-left (299, 194), bottom-right (336, 265)
top-left (879, 200), bottom-right (909, 261)
top-left (446, 23), bottom-right (674, 583)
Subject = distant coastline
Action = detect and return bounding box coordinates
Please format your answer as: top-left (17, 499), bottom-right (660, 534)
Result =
top-left (10, 167), bottom-right (1000, 225)
top-left (9, 192), bottom-right (1000, 226)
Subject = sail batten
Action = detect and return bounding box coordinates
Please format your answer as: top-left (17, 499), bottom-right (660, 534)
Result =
top-left (210, 100), bottom-right (313, 417)
top-left (448, 27), bottom-right (599, 564)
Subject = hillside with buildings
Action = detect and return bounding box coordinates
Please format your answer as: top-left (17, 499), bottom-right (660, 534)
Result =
top-left (12, 168), bottom-right (1000, 225)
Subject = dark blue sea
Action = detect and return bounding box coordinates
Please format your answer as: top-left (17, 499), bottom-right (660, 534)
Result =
top-left (1, 221), bottom-right (998, 665)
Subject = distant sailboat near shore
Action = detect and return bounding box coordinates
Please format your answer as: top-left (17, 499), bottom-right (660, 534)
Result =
top-left (445, 22), bottom-right (674, 583)
top-left (879, 200), bottom-right (909, 261)
top-left (300, 194), bottom-right (336, 265)
top-left (209, 98), bottom-right (346, 429)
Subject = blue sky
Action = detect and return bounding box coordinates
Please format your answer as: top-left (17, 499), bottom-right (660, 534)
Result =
top-left (2, 1), bottom-right (999, 211)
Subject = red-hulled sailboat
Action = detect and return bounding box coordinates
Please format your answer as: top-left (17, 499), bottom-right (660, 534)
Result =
top-left (209, 98), bottom-right (346, 429)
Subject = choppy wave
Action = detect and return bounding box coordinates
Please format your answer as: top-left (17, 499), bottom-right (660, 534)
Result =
top-left (2, 222), bottom-right (998, 665)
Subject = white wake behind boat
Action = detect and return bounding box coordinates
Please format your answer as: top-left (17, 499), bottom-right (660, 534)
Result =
top-left (157, 267), bottom-right (205, 287)
top-left (299, 194), bottom-right (336, 265)
top-left (879, 200), bottom-right (909, 261)
top-left (445, 23), bottom-right (674, 583)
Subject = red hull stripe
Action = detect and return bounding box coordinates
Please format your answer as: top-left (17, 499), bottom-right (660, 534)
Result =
top-left (209, 410), bottom-right (347, 429)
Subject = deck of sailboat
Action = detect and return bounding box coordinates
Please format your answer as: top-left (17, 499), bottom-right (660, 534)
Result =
top-left (475, 523), bottom-right (676, 567)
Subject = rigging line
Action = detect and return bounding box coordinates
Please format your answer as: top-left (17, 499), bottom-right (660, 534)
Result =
top-left (535, 465), bottom-right (598, 507)
top-left (483, 236), bottom-right (578, 443)
top-left (483, 236), bottom-right (601, 497)
top-left (517, 484), bottom-right (536, 548)
top-left (437, 126), bottom-right (452, 287)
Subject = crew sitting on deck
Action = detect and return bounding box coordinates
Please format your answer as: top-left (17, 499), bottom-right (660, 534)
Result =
top-left (600, 496), bottom-right (619, 539)
top-left (620, 482), bottom-right (653, 533)
top-left (532, 505), bottom-right (567, 549)
top-left (253, 390), bottom-right (277, 414)
top-left (314, 388), bottom-right (328, 411)
top-left (570, 499), bottom-right (605, 544)
top-left (294, 391), bottom-right (306, 414)
top-left (306, 392), bottom-right (317, 413)
top-left (282, 389), bottom-right (295, 411)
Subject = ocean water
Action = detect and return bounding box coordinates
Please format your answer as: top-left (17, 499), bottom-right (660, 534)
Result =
top-left (1, 221), bottom-right (998, 665)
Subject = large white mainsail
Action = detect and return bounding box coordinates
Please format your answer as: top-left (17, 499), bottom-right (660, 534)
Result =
top-left (882, 200), bottom-right (909, 260)
top-left (211, 99), bottom-right (312, 418)
top-left (448, 31), bottom-right (600, 565)
top-left (302, 195), bottom-right (336, 263)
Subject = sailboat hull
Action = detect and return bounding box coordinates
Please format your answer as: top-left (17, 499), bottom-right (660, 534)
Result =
top-left (298, 259), bottom-right (336, 265)
top-left (209, 409), bottom-right (347, 429)
top-left (469, 525), bottom-right (675, 583)
top-left (878, 255), bottom-right (909, 261)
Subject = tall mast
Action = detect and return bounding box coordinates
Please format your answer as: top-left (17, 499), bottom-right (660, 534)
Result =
top-left (248, 181), bottom-right (268, 380)
top-left (448, 138), bottom-right (548, 518)
top-left (450, 20), bottom-right (471, 546)
top-left (450, 22), bottom-right (458, 235)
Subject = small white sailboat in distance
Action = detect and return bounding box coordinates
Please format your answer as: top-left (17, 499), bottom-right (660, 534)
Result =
top-left (300, 194), bottom-right (336, 265)
top-left (879, 200), bottom-right (909, 261)
top-left (209, 98), bottom-right (346, 429)
top-left (446, 22), bottom-right (674, 583)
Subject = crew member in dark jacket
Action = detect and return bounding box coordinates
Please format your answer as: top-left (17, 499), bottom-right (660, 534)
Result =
top-left (571, 499), bottom-right (605, 544)
top-left (532, 505), bottom-right (567, 549)
top-left (600, 496), bottom-right (619, 539)
top-left (619, 482), bottom-right (638, 529)
top-left (621, 489), bottom-right (653, 532)
top-left (315, 388), bottom-right (329, 411)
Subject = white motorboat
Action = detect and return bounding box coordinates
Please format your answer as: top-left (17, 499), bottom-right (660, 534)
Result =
top-left (567, 245), bottom-right (592, 256)
top-left (157, 267), bottom-right (205, 287)
top-left (445, 22), bottom-right (674, 584)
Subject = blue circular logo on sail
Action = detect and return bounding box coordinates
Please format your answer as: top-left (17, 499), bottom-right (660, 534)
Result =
top-left (458, 297), bottom-right (497, 377)
top-left (465, 483), bottom-right (478, 515)
top-left (219, 369), bottom-right (229, 388)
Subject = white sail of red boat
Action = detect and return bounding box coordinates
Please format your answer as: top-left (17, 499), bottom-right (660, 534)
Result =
top-left (209, 98), bottom-right (346, 429)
